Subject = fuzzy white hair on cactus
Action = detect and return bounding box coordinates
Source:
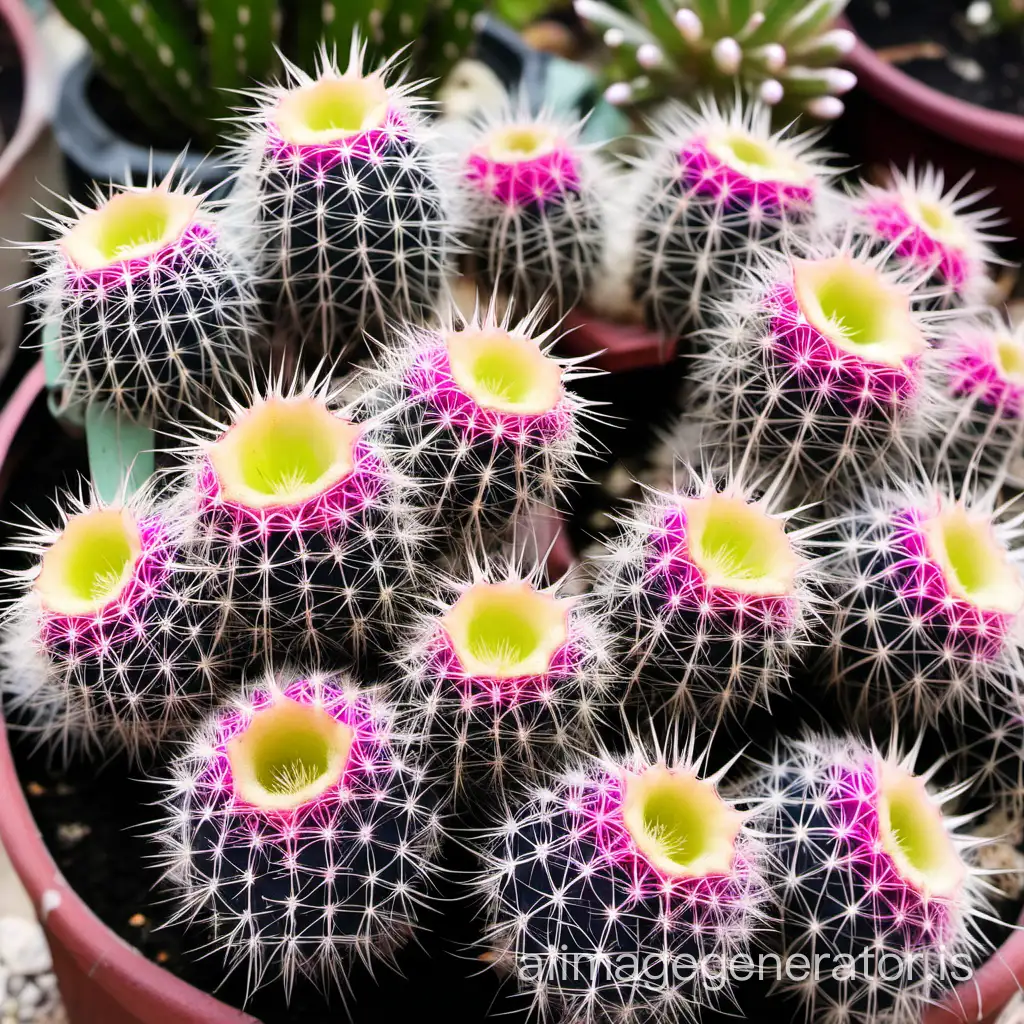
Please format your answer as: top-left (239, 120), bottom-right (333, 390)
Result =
top-left (25, 160), bottom-right (258, 421)
top-left (228, 35), bottom-right (454, 354)
top-left (693, 231), bottom-right (951, 495)
top-left (396, 547), bottom-right (614, 801)
top-left (630, 96), bottom-right (839, 337)
top-left (152, 670), bottom-right (444, 1000)
top-left (0, 480), bottom-right (229, 766)
top-left (450, 97), bottom-right (616, 319)
top-left (588, 460), bottom-right (831, 720)
top-left (474, 728), bottom-right (772, 1024)
top-left (356, 293), bottom-right (600, 542)
top-left (824, 472), bottom-right (1024, 723)
top-left (754, 731), bottom-right (1000, 1024)
top-left (171, 362), bottom-right (431, 666)
top-left (849, 163), bottom-right (1004, 309)
top-left (915, 308), bottom-right (1024, 486)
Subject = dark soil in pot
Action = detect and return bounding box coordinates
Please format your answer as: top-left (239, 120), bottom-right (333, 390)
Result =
top-left (847, 0), bottom-right (1024, 116)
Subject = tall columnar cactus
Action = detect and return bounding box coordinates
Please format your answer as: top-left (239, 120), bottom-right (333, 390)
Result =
top-left (453, 102), bottom-right (614, 318)
top-left (360, 298), bottom-right (594, 541)
top-left (52, 1), bottom-right (474, 148)
top-left (590, 468), bottom-right (826, 719)
top-left (826, 479), bottom-right (1024, 722)
top-left (177, 369), bottom-right (428, 665)
top-left (153, 673), bottom-right (443, 997)
top-left (475, 735), bottom-right (771, 1023)
top-left (849, 165), bottom-right (1002, 309)
top-left (756, 733), bottom-right (995, 1024)
top-left (694, 236), bottom-right (942, 494)
top-left (630, 97), bottom-right (837, 337)
top-left (917, 310), bottom-right (1024, 484)
top-left (28, 172), bottom-right (257, 421)
top-left (231, 40), bottom-right (454, 353)
top-left (0, 487), bottom-right (228, 765)
top-left (398, 554), bottom-right (612, 799)
top-left (575, 0), bottom-right (856, 120)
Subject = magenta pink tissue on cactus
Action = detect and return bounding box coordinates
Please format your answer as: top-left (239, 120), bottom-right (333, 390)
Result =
top-left (681, 137), bottom-right (815, 213)
top-left (265, 112), bottom-right (410, 172)
top-left (464, 145), bottom-right (581, 208)
top-left (650, 504), bottom-right (797, 628)
top-left (571, 768), bottom-right (758, 900)
top-left (946, 331), bottom-right (1024, 417)
top-left (64, 223), bottom-right (218, 290)
top-left (404, 342), bottom-right (572, 443)
top-left (766, 281), bottom-right (922, 408)
top-left (196, 432), bottom-right (385, 529)
top-left (889, 508), bottom-right (1015, 659)
top-left (832, 758), bottom-right (959, 944)
top-left (39, 515), bottom-right (170, 654)
top-left (856, 195), bottom-right (972, 291)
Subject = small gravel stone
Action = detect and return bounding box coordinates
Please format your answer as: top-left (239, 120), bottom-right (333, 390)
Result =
top-left (0, 919), bottom-right (50, 976)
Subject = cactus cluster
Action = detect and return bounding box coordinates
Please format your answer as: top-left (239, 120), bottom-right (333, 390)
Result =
top-left (5, 31), bottom-right (1024, 1024)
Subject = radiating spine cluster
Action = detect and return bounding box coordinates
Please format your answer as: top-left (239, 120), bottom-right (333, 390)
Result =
top-left (154, 673), bottom-right (443, 995)
top-left (631, 98), bottom-right (835, 336)
top-left (398, 556), bottom-right (612, 799)
top-left (756, 733), bottom-right (994, 1024)
top-left (475, 735), bottom-right (770, 1023)
top-left (29, 171), bottom-right (257, 420)
top-left (231, 40), bottom-right (453, 353)
top-left (1, 487), bottom-right (227, 765)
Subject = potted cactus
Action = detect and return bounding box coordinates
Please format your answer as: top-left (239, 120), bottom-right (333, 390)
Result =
top-left (7, 24), bottom-right (1024, 1024)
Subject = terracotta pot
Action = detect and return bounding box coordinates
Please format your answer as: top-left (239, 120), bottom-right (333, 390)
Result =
top-left (840, 18), bottom-right (1024, 240)
top-left (1, 364), bottom-right (1020, 1024)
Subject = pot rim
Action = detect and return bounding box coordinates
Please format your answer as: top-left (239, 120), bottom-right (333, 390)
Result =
top-left (842, 17), bottom-right (1024, 164)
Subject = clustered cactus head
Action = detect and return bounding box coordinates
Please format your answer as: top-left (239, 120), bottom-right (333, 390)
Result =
top-left (695, 238), bottom-right (937, 493)
top-left (827, 481), bottom-right (1024, 723)
top-left (361, 298), bottom-right (595, 541)
top-left (575, 0), bottom-right (856, 120)
top-left (475, 734), bottom-right (769, 1022)
top-left (0, 486), bottom-right (227, 765)
top-left (630, 97), bottom-right (836, 335)
top-left (154, 673), bottom-right (442, 997)
top-left (918, 310), bottom-right (1024, 484)
top-left (849, 165), bottom-right (1003, 308)
top-left (758, 733), bottom-right (993, 1024)
top-left (592, 469), bottom-right (825, 719)
top-left (399, 555), bottom-right (611, 799)
top-left (233, 40), bottom-right (453, 353)
top-left (453, 102), bottom-right (613, 319)
top-left (30, 171), bottom-right (257, 421)
top-left (178, 369), bottom-right (426, 665)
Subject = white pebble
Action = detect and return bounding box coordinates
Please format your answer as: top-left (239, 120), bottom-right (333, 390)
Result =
top-left (0, 918), bottom-right (51, 976)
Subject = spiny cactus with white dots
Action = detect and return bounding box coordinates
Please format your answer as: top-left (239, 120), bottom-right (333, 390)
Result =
top-left (27, 168), bottom-right (257, 421)
top-left (359, 297), bottom-right (597, 543)
top-left (452, 101), bottom-right (614, 319)
top-left (956, 699), bottom-right (1024, 819)
top-left (849, 164), bottom-right (1002, 309)
top-left (396, 552), bottom-right (613, 801)
top-left (825, 477), bottom-right (1024, 723)
top-left (230, 38), bottom-right (454, 354)
top-left (175, 367), bottom-right (430, 666)
top-left (916, 309), bottom-right (1024, 485)
top-left (693, 234), bottom-right (944, 494)
top-left (153, 672), bottom-right (443, 999)
top-left (754, 732), bottom-right (997, 1024)
top-left (0, 485), bottom-right (229, 766)
top-left (631, 97), bottom-right (838, 337)
top-left (589, 465), bottom-right (828, 720)
top-left (475, 731), bottom-right (772, 1024)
